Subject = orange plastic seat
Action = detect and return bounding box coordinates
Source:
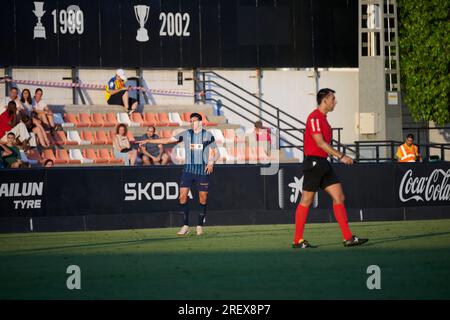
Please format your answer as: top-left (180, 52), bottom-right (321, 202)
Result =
top-left (95, 131), bottom-right (109, 145)
top-left (78, 113), bottom-right (95, 127)
top-left (105, 113), bottom-right (119, 126)
top-left (80, 131), bottom-right (96, 144)
top-left (108, 149), bottom-right (125, 164)
top-left (56, 149), bottom-right (81, 164)
top-left (42, 149), bottom-right (57, 161)
top-left (64, 113), bottom-right (87, 127)
top-left (143, 113), bottom-right (160, 126)
top-left (158, 112), bottom-right (178, 126)
top-left (92, 113), bottom-right (107, 127)
top-left (53, 131), bottom-right (77, 146)
top-left (130, 113), bottom-right (145, 126)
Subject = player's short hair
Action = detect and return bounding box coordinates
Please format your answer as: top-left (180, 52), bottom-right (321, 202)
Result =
top-left (190, 112), bottom-right (202, 121)
top-left (35, 88), bottom-right (43, 94)
top-left (317, 88), bottom-right (336, 105)
top-left (406, 133), bottom-right (414, 140)
top-left (10, 87), bottom-right (18, 92)
top-left (7, 132), bottom-right (16, 138)
top-left (147, 126), bottom-right (156, 132)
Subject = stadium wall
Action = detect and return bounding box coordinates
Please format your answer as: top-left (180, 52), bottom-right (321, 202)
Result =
top-left (0, 162), bottom-right (449, 233)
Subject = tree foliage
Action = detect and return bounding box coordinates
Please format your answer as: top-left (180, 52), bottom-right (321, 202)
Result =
top-left (398, 0), bottom-right (450, 125)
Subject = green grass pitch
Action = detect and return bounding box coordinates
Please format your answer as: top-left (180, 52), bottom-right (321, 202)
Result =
top-left (1, 219), bottom-right (450, 299)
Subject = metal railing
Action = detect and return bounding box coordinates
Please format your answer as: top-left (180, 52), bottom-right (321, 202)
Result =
top-left (347, 140), bottom-right (450, 163)
top-left (194, 70), bottom-right (350, 155)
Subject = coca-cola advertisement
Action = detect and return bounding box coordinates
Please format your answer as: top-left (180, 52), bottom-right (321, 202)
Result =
top-left (397, 165), bottom-right (450, 206)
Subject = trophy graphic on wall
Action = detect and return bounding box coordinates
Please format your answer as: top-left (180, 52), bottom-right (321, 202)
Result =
top-left (33, 1), bottom-right (46, 39)
top-left (134, 5), bottom-right (150, 42)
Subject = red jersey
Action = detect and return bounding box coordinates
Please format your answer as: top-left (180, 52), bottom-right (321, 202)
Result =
top-left (303, 108), bottom-right (332, 158)
top-left (0, 111), bottom-right (13, 139)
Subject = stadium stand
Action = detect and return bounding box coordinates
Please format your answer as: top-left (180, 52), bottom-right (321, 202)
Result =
top-left (11, 103), bottom-right (291, 167)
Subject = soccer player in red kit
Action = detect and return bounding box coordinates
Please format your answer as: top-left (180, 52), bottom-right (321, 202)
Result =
top-left (292, 88), bottom-right (368, 248)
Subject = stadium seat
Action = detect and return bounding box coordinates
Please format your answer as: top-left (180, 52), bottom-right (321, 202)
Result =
top-left (143, 113), bottom-right (160, 126)
top-left (79, 113), bottom-right (96, 127)
top-left (91, 113), bottom-right (106, 127)
top-left (98, 149), bottom-right (123, 164)
top-left (130, 113), bottom-right (145, 126)
top-left (70, 149), bottom-right (94, 164)
top-left (105, 113), bottom-right (119, 126)
top-left (117, 113), bottom-right (139, 127)
top-left (56, 149), bottom-right (81, 164)
top-left (127, 131), bottom-right (136, 143)
top-left (64, 113), bottom-right (88, 127)
top-left (53, 131), bottom-right (77, 146)
top-left (80, 131), bottom-right (96, 145)
top-left (54, 113), bottom-right (74, 128)
top-left (158, 112), bottom-right (178, 126)
top-left (67, 130), bottom-right (90, 145)
top-left (95, 131), bottom-right (109, 145)
top-left (160, 130), bottom-right (172, 138)
top-left (83, 148), bottom-right (107, 164)
top-left (168, 112), bottom-right (184, 126)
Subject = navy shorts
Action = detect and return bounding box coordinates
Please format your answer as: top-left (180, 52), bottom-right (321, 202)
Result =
top-left (180, 171), bottom-right (210, 192)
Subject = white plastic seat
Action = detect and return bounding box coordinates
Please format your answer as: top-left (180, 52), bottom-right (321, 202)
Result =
top-left (69, 149), bottom-right (94, 164)
top-left (169, 112), bottom-right (183, 126)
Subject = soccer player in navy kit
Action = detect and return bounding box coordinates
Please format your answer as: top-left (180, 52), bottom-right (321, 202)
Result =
top-left (292, 88), bottom-right (368, 248)
top-left (139, 113), bottom-right (219, 236)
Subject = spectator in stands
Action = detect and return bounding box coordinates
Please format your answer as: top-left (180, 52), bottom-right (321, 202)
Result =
top-left (254, 120), bottom-right (272, 153)
top-left (397, 133), bottom-right (421, 163)
top-left (113, 123), bottom-right (137, 166)
top-left (43, 159), bottom-right (54, 167)
top-left (21, 114), bottom-right (50, 148)
top-left (3, 87), bottom-right (24, 114)
top-left (1, 132), bottom-right (21, 168)
top-left (138, 126), bottom-right (170, 165)
top-left (105, 69), bottom-right (138, 116)
top-left (0, 141), bottom-right (13, 168)
top-left (32, 88), bottom-right (57, 132)
top-left (0, 101), bottom-right (32, 147)
top-left (20, 88), bottom-right (34, 116)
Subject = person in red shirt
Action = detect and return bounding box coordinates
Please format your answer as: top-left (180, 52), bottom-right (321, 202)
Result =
top-left (0, 101), bottom-right (18, 140)
top-left (292, 88), bottom-right (368, 248)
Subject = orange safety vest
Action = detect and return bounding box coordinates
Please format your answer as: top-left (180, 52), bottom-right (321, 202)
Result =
top-left (397, 143), bottom-right (419, 162)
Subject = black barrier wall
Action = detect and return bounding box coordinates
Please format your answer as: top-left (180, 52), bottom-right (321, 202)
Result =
top-left (1, 163), bottom-right (450, 229)
top-left (0, 0), bottom-right (358, 68)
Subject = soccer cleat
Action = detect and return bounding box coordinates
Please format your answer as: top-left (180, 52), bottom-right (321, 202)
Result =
top-left (177, 225), bottom-right (189, 236)
top-left (292, 239), bottom-right (315, 249)
top-left (196, 226), bottom-right (204, 236)
top-left (343, 235), bottom-right (369, 247)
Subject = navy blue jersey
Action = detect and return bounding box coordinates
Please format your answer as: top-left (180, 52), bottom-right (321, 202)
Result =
top-left (174, 129), bottom-right (217, 175)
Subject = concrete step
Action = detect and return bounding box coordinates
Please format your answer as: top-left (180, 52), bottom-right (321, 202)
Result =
top-left (49, 103), bottom-right (217, 116)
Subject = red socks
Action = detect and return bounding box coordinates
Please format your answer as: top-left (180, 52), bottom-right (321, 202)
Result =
top-left (293, 204), bottom-right (309, 244)
top-left (333, 203), bottom-right (353, 241)
top-left (293, 203), bottom-right (353, 243)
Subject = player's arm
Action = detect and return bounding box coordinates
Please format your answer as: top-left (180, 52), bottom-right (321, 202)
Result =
top-left (138, 136), bottom-right (178, 146)
top-left (205, 138), bottom-right (220, 174)
top-left (312, 133), bottom-right (353, 165)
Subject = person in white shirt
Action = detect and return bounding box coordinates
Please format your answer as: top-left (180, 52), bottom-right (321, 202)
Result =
top-left (3, 87), bottom-right (24, 114)
top-left (32, 88), bottom-right (56, 131)
top-left (19, 88), bottom-right (34, 116)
